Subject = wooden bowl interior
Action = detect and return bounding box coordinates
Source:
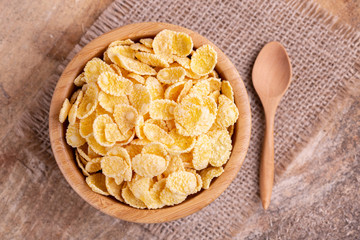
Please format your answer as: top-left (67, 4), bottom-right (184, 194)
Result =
top-left (49, 22), bottom-right (251, 223)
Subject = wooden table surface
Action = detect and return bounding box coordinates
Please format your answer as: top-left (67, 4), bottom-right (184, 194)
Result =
top-left (1, 0), bottom-right (359, 239)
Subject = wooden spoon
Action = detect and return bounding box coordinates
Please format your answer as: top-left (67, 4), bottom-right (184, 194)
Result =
top-left (252, 42), bottom-right (292, 210)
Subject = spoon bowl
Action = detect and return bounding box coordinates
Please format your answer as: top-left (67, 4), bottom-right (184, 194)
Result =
top-left (252, 41), bottom-right (292, 209)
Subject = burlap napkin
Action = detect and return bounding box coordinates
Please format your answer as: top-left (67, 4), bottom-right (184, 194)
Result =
top-left (19, 0), bottom-right (359, 239)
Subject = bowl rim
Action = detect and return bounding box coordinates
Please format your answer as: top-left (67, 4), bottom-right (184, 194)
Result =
top-left (49, 22), bottom-right (251, 223)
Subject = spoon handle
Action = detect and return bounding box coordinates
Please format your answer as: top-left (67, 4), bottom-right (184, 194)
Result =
top-left (260, 113), bottom-right (275, 210)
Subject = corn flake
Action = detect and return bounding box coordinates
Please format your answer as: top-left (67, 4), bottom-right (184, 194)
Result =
top-left (143, 123), bottom-right (174, 145)
top-left (132, 153), bottom-right (167, 178)
top-left (75, 151), bottom-right (90, 176)
top-left (86, 134), bottom-right (108, 156)
top-left (129, 84), bottom-right (151, 115)
top-left (166, 129), bottom-right (195, 154)
top-left (59, 98), bottom-right (71, 123)
top-left (101, 156), bottom-right (128, 178)
top-left (149, 99), bottom-right (176, 120)
top-left (145, 77), bottom-right (164, 100)
top-left (190, 45), bottom-right (217, 76)
top-left (66, 122), bottom-right (86, 147)
top-left (152, 29), bottom-right (175, 57)
top-left (85, 157), bottom-right (102, 173)
top-left (74, 72), bottom-right (86, 87)
top-left (113, 104), bottom-right (138, 134)
top-left (135, 52), bottom-right (169, 68)
top-left (98, 71), bottom-right (133, 97)
top-left (98, 91), bottom-right (129, 113)
top-left (172, 32), bottom-right (193, 57)
top-left (84, 58), bottom-right (113, 83)
top-left (127, 72), bottom-right (145, 84)
top-left (157, 67), bottom-right (186, 84)
top-left (79, 111), bottom-right (96, 138)
top-left (200, 167), bottom-right (224, 189)
top-left (122, 184), bottom-right (146, 209)
top-left (77, 83), bottom-right (99, 119)
top-left (192, 134), bottom-right (212, 170)
top-left (109, 39), bottom-right (134, 47)
top-left (107, 45), bottom-right (135, 59)
top-left (215, 95), bottom-right (239, 128)
top-left (93, 114), bottom-right (116, 147)
top-left (105, 176), bottom-right (124, 202)
top-left (162, 155), bottom-right (185, 177)
top-left (207, 129), bottom-right (232, 167)
top-left (85, 173), bottom-right (109, 195)
top-left (221, 80), bottom-right (234, 102)
top-left (110, 54), bottom-right (156, 75)
top-left (68, 91), bottom-right (84, 124)
top-left (140, 38), bottom-right (153, 48)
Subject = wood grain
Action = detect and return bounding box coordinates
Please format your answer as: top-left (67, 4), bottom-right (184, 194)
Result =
top-left (49, 22), bottom-right (252, 223)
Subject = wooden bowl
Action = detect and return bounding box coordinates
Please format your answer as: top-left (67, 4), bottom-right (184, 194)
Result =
top-left (49, 22), bottom-right (251, 223)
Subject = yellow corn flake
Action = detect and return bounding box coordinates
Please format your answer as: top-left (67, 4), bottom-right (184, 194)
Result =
top-left (98, 71), bottom-right (133, 97)
top-left (207, 77), bottom-right (221, 92)
top-left (109, 39), bottom-right (134, 47)
top-left (88, 145), bottom-right (100, 158)
top-left (208, 70), bottom-right (219, 78)
top-left (131, 138), bottom-right (152, 146)
top-left (103, 123), bottom-right (121, 143)
top-left (109, 64), bottom-right (123, 76)
top-left (164, 81), bottom-right (186, 101)
top-left (95, 105), bottom-right (109, 116)
top-left (188, 80), bottom-right (210, 98)
top-left (184, 66), bottom-right (202, 79)
top-left (130, 43), bottom-right (153, 53)
top-left (107, 145), bottom-right (132, 181)
top-left (113, 104), bottom-right (138, 134)
top-left (177, 80), bottom-right (193, 102)
top-left (66, 122), bottom-right (86, 147)
top-left (221, 80), bottom-right (234, 102)
top-left (157, 67), bottom-right (186, 84)
top-left (70, 89), bottom-right (81, 104)
top-left (166, 171), bottom-right (197, 195)
top-left (162, 155), bottom-right (185, 177)
top-left (85, 157), bottom-right (102, 173)
top-left (129, 84), bottom-right (151, 115)
top-left (166, 129), bottom-right (195, 154)
top-left (74, 72), bottom-right (87, 87)
top-left (93, 114), bottom-right (116, 147)
top-left (79, 111), bottom-right (96, 138)
top-left (209, 90), bottom-right (220, 104)
top-left (203, 96), bottom-right (217, 117)
top-left (165, 119), bottom-right (176, 131)
top-left (68, 91), bottom-right (84, 124)
top-left (190, 45), bottom-right (217, 76)
top-left (149, 99), bottom-right (177, 120)
top-left (105, 176), bottom-right (124, 202)
top-left (145, 119), bottom-right (168, 131)
top-left (115, 129), bottom-right (136, 146)
top-left (76, 146), bottom-right (91, 162)
top-left (153, 29), bottom-right (175, 57)
top-left (84, 58), bottom-right (114, 83)
top-left (172, 55), bottom-right (191, 69)
top-left (75, 151), bottom-right (90, 176)
top-left (172, 32), bottom-right (193, 57)
top-left (187, 170), bottom-right (203, 194)
top-left (86, 134), bottom-right (108, 156)
top-left (215, 95), bottom-right (239, 128)
top-left (141, 142), bottom-right (168, 159)
top-left (122, 184), bottom-right (146, 209)
top-left (143, 123), bottom-right (174, 145)
top-left (174, 96), bottom-right (212, 136)
top-left (147, 179), bottom-right (166, 209)
top-left (139, 38), bottom-right (153, 48)
top-left (180, 152), bottom-right (193, 167)
top-left (77, 83), bottom-right (99, 119)
top-left (159, 187), bottom-right (187, 206)
top-left (101, 156), bottom-right (128, 178)
top-left (125, 144), bottom-right (143, 159)
top-left (135, 52), bottom-right (169, 68)
top-left (192, 134), bottom-right (212, 170)
top-left (85, 173), bottom-right (109, 195)
top-left (226, 125), bottom-right (234, 138)
top-left (200, 166), bottom-right (224, 189)
top-left (134, 116), bottom-right (146, 141)
top-left (59, 98), bottom-right (71, 123)
top-left (145, 77), bottom-right (164, 100)
top-left (98, 91), bottom-right (129, 113)
top-left (126, 72), bottom-right (145, 84)
top-left (207, 129), bottom-right (232, 167)
top-left (128, 176), bottom-right (154, 205)
top-left (132, 153), bottom-right (167, 178)
top-left (109, 54), bottom-right (156, 75)
top-left (107, 45), bottom-right (135, 59)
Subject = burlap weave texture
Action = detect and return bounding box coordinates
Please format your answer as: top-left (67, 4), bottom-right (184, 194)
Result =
top-left (24, 0), bottom-right (360, 239)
